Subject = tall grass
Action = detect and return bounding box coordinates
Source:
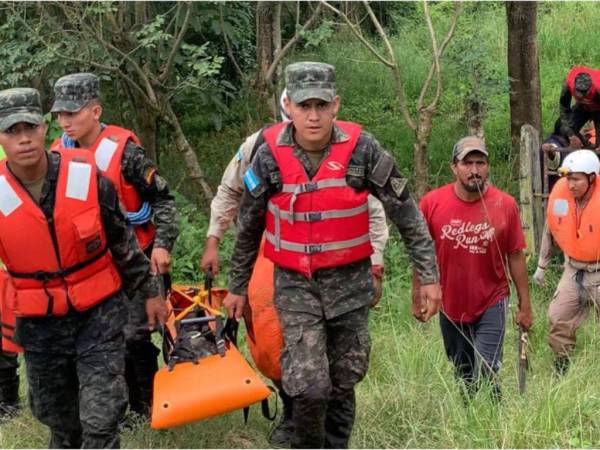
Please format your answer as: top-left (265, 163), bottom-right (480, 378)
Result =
top-left (4, 2), bottom-right (600, 448)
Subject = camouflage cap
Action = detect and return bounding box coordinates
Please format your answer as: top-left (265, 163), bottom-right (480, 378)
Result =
top-left (452, 136), bottom-right (489, 161)
top-left (0, 88), bottom-right (43, 132)
top-left (51, 72), bottom-right (99, 112)
top-left (285, 62), bottom-right (336, 103)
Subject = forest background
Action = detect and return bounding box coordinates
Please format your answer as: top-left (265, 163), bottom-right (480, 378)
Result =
top-left (1, 1), bottom-right (600, 448)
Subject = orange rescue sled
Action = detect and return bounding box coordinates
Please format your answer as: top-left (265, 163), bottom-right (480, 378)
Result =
top-left (151, 277), bottom-right (271, 429)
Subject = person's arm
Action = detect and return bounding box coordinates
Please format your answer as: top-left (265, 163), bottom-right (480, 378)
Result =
top-left (98, 175), bottom-right (166, 328)
top-left (121, 142), bottom-right (178, 275)
top-left (508, 250), bottom-right (533, 330)
top-left (223, 145), bottom-right (278, 320)
top-left (367, 194), bottom-right (388, 267)
top-left (559, 83), bottom-right (576, 138)
top-left (354, 134), bottom-right (441, 320)
top-left (202, 132), bottom-right (260, 275)
top-left (533, 221), bottom-right (555, 285)
top-left (367, 195), bottom-right (388, 307)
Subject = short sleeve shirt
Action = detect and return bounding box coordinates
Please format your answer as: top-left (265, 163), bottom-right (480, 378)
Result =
top-left (419, 183), bottom-right (526, 323)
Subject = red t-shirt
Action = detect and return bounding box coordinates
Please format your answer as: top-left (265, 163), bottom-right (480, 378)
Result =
top-left (419, 183), bottom-right (526, 323)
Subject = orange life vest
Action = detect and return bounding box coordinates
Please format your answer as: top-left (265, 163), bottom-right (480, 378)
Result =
top-left (52, 125), bottom-right (156, 250)
top-left (566, 66), bottom-right (600, 112)
top-left (547, 177), bottom-right (600, 262)
top-left (0, 269), bottom-right (22, 353)
top-left (263, 121), bottom-right (372, 278)
top-left (0, 150), bottom-right (122, 317)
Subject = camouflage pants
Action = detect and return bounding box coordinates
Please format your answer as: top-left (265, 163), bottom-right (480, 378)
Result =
top-left (0, 351), bottom-right (19, 412)
top-left (122, 295), bottom-right (159, 417)
top-left (276, 304), bottom-right (371, 449)
top-left (25, 333), bottom-right (127, 449)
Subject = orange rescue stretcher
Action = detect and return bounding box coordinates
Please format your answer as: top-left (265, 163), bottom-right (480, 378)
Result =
top-left (151, 274), bottom-right (272, 429)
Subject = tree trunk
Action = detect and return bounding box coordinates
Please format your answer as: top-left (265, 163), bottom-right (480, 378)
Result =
top-left (465, 98), bottom-right (485, 140)
top-left (413, 110), bottom-right (434, 198)
top-left (161, 95), bottom-right (213, 203)
top-left (122, 81), bottom-right (159, 163)
top-left (255, 1), bottom-right (276, 118)
top-left (506, 1), bottom-right (541, 154)
top-left (271, 2), bottom-right (282, 120)
top-left (132, 106), bottom-right (158, 163)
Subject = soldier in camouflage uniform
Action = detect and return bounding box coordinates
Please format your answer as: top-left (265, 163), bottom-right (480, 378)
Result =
top-left (50, 73), bottom-right (178, 417)
top-left (0, 88), bottom-right (167, 448)
top-left (201, 93), bottom-right (390, 446)
top-left (223, 62), bottom-right (441, 448)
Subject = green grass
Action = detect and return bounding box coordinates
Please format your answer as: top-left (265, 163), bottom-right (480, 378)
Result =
top-left (6, 2), bottom-right (600, 448)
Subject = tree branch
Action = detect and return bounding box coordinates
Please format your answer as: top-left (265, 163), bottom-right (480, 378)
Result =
top-left (321, 1), bottom-right (393, 69)
top-left (219, 4), bottom-right (245, 79)
top-left (158, 2), bottom-right (192, 84)
top-left (363, 2), bottom-right (415, 129)
top-left (265, 2), bottom-right (323, 83)
top-left (417, 1), bottom-right (460, 112)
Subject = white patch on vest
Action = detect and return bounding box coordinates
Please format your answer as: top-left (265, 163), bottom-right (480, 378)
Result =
top-left (94, 138), bottom-right (118, 172)
top-left (66, 161), bottom-right (92, 201)
top-left (326, 161), bottom-right (344, 171)
top-left (0, 176), bottom-right (22, 216)
top-left (552, 198), bottom-right (569, 217)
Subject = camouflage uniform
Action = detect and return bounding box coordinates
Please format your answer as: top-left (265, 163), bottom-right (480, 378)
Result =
top-left (52, 73), bottom-right (178, 417)
top-left (228, 63), bottom-right (439, 448)
top-left (0, 351), bottom-right (18, 417)
top-left (211, 120), bottom-right (390, 446)
top-left (0, 87), bottom-right (159, 448)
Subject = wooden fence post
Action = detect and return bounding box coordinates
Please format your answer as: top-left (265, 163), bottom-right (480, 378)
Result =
top-left (519, 124), bottom-right (544, 256)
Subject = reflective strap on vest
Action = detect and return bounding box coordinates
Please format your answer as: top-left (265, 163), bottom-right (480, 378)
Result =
top-left (268, 202), bottom-right (368, 224)
top-left (282, 179), bottom-right (348, 223)
top-left (281, 178), bottom-right (348, 194)
top-left (265, 232), bottom-right (370, 254)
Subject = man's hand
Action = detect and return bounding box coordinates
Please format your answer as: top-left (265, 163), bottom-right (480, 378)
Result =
top-left (541, 143), bottom-right (557, 159)
top-left (516, 304), bottom-right (533, 331)
top-left (411, 292), bottom-right (426, 322)
top-left (150, 247), bottom-right (171, 275)
top-left (370, 265), bottom-right (384, 308)
top-left (569, 135), bottom-right (583, 149)
top-left (222, 292), bottom-right (246, 321)
top-left (533, 267), bottom-right (546, 286)
top-left (200, 236), bottom-right (220, 276)
top-left (145, 296), bottom-right (168, 330)
top-left (420, 283), bottom-right (443, 322)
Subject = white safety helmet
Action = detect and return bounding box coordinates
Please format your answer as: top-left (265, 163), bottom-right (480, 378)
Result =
top-left (280, 89), bottom-right (290, 122)
top-left (559, 149), bottom-right (600, 176)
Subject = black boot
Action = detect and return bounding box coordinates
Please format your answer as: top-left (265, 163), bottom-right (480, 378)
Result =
top-left (0, 367), bottom-right (19, 421)
top-left (269, 389), bottom-right (295, 448)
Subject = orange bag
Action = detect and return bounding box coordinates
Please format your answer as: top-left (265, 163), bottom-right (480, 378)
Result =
top-left (245, 239), bottom-right (284, 382)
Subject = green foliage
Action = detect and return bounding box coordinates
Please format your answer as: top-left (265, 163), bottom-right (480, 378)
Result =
top-left (299, 20), bottom-right (335, 49)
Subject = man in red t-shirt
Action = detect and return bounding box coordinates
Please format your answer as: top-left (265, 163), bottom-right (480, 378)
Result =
top-left (413, 136), bottom-right (533, 397)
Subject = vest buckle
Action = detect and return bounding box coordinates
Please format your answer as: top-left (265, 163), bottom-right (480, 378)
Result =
top-left (305, 244), bottom-right (322, 254)
top-left (306, 212), bottom-right (322, 222)
top-left (303, 182), bottom-right (318, 193)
